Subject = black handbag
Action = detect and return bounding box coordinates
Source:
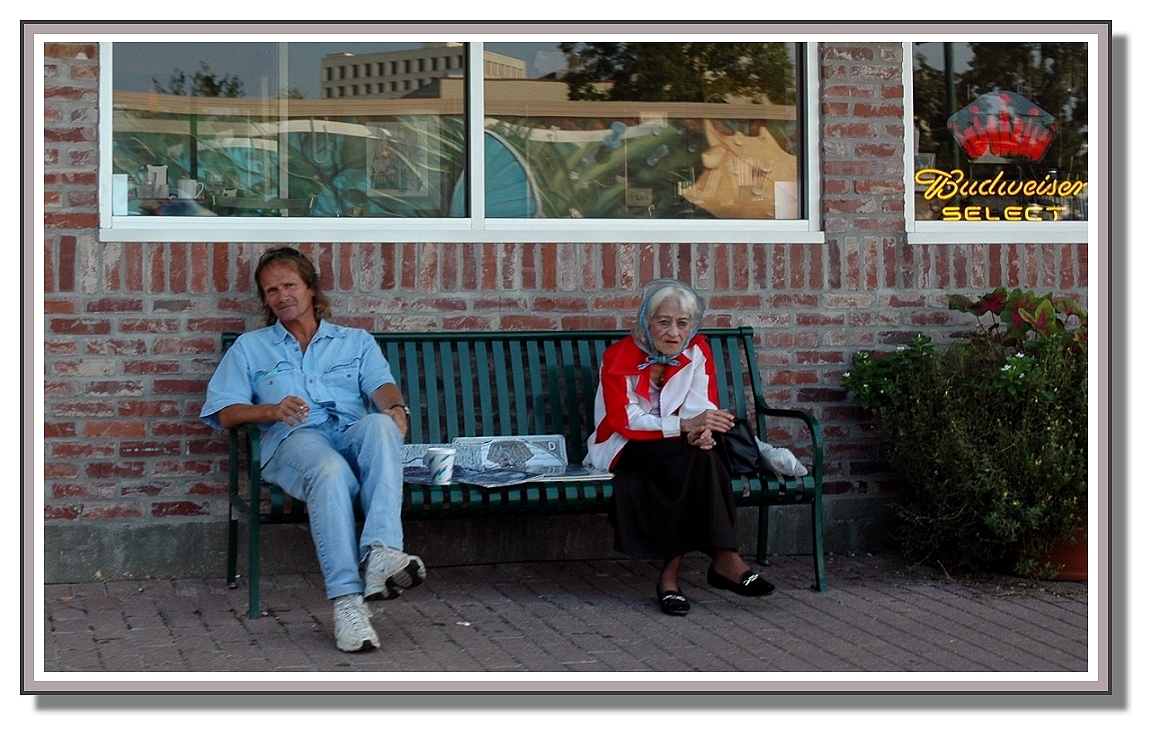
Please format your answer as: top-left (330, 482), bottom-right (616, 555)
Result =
top-left (713, 417), bottom-right (766, 476)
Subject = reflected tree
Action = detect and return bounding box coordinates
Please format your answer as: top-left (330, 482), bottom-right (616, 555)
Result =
top-left (914, 42), bottom-right (1088, 175)
top-left (558, 42), bottom-right (795, 105)
top-left (152, 62), bottom-right (245, 98)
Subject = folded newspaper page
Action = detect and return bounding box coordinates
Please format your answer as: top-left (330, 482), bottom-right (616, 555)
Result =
top-left (401, 436), bottom-right (612, 488)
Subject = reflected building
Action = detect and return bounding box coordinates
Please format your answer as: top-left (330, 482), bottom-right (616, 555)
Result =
top-left (321, 43), bottom-right (526, 99)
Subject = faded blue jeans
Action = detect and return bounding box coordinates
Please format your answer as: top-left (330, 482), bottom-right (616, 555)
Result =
top-left (262, 413), bottom-right (405, 599)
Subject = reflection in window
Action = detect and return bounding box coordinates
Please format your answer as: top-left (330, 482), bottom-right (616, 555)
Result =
top-left (912, 42), bottom-right (1089, 222)
top-left (111, 42), bottom-right (467, 218)
top-left (479, 42), bottom-right (801, 220)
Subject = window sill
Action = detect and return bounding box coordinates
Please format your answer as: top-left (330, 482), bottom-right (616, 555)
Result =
top-left (906, 221), bottom-right (1090, 245)
top-left (98, 217), bottom-right (827, 244)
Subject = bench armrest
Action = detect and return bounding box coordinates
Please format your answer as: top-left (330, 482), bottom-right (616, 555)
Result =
top-left (753, 397), bottom-right (824, 484)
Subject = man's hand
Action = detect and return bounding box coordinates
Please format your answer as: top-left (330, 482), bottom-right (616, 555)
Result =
top-left (217, 396), bottom-right (309, 429)
top-left (382, 404), bottom-right (409, 438)
top-left (271, 395), bottom-right (311, 426)
top-left (370, 382), bottom-right (409, 438)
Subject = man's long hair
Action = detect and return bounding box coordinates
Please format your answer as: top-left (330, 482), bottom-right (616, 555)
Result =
top-left (254, 246), bottom-right (333, 326)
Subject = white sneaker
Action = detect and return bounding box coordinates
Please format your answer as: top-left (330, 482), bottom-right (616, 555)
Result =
top-left (333, 593), bottom-right (379, 652)
top-left (363, 545), bottom-right (426, 601)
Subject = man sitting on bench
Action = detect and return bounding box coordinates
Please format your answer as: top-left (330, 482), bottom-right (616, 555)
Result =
top-left (200, 246), bottom-right (424, 652)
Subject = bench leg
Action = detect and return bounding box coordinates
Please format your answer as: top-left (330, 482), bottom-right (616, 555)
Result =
top-left (226, 513), bottom-right (239, 589)
top-left (756, 504), bottom-right (771, 566)
top-left (810, 492), bottom-right (828, 592)
top-left (247, 518), bottom-right (261, 619)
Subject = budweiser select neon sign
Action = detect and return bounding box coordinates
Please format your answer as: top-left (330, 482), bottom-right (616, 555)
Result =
top-left (918, 91), bottom-right (1087, 222)
top-left (915, 169), bottom-right (1088, 221)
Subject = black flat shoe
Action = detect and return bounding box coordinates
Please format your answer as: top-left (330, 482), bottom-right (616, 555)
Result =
top-left (707, 566), bottom-right (777, 597)
top-left (657, 587), bottom-right (690, 616)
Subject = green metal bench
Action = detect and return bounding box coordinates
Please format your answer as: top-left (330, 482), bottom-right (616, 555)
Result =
top-left (224, 328), bottom-right (826, 618)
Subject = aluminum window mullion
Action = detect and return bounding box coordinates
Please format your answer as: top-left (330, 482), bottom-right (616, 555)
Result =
top-left (98, 40), bottom-right (114, 228)
top-left (468, 42), bottom-right (485, 229)
top-left (804, 42), bottom-right (822, 233)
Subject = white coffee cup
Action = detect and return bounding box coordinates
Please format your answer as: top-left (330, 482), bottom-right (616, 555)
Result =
top-left (423, 448), bottom-right (456, 485)
top-left (178, 179), bottom-right (206, 199)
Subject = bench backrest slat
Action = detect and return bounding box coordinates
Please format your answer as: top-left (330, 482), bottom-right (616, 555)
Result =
top-left (222, 328), bottom-right (761, 462)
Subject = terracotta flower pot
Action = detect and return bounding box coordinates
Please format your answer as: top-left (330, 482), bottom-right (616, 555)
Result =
top-left (1044, 527), bottom-right (1089, 581)
top-left (1005, 527), bottom-right (1089, 581)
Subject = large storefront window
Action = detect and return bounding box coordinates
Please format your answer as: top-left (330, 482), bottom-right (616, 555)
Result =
top-left (108, 40), bottom-right (808, 231)
top-left (112, 42), bottom-right (467, 218)
top-left (480, 42), bottom-right (802, 220)
top-left (912, 42), bottom-right (1089, 224)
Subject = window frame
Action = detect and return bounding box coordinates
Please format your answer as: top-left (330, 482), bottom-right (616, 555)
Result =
top-left (98, 38), bottom-right (824, 244)
top-left (902, 40), bottom-right (1095, 245)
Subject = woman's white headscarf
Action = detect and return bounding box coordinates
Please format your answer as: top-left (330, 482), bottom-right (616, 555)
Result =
top-left (631, 278), bottom-right (705, 369)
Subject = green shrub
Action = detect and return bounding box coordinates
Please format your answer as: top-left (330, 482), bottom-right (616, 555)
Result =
top-left (842, 288), bottom-right (1088, 578)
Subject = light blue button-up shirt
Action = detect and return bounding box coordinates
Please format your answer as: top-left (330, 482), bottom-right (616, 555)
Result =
top-left (200, 320), bottom-right (396, 466)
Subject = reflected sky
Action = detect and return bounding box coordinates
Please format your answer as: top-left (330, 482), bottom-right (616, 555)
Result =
top-left (115, 42), bottom-right (427, 99)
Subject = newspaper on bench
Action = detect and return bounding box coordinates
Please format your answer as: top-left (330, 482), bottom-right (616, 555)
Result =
top-left (401, 435), bottom-right (612, 488)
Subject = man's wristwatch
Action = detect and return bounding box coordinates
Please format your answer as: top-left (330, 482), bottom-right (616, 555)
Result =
top-left (385, 403), bottom-right (410, 417)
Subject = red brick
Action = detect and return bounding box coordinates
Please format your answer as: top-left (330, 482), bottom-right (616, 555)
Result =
top-left (44, 212), bottom-right (99, 229)
top-left (499, 315), bottom-right (558, 330)
top-left (186, 439), bottom-right (229, 456)
top-left (86, 462), bottom-right (146, 479)
top-left (795, 312), bottom-right (846, 327)
top-left (50, 318), bottom-right (111, 335)
top-left (51, 441), bottom-right (117, 459)
top-left (188, 483), bottom-right (228, 496)
top-left (152, 501), bottom-right (211, 518)
top-left (152, 421), bottom-right (214, 437)
top-left (532, 296), bottom-right (588, 312)
top-left (42, 299), bottom-right (75, 315)
top-left (119, 317), bottom-right (179, 333)
top-left (53, 483), bottom-right (118, 500)
top-left (44, 422), bottom-right (76, 438)
top-left (84, 420), bottom-right (148, 438)
top-left (118, 400), bottom-right (182, 417)
top-left (50, 401), bottom-right (115, 417)
top-left (710, 295), bottom-right (762, 310)
top-left (443, 316), bottom-right (497, 330)
top-left (153, 380), bottom-right (209, 395)
top-left (560, 315), bottom-right (617, 330)
top-left (152, 337), bottom-right (218, 355)
top-left (44, 43), bottom-right (97, 59)
top-left (120, 441), bottom-right (182, 457)
top-left (86, 339), bottom-right (148, 355)
top-left (81, 503), bottom-right (144, 520)
top-left (85, 380), bottom-right (144, 396)
top-left (154, 460), bottom-right (215, 476)
top-left (851, 103), bottom-right (903, 118)
top-left (124, 360), bottom-right (181, 375)
top-left (85, 297), bottom-right (144, 313)
top-left (44, 505), bottom-right (80, 521)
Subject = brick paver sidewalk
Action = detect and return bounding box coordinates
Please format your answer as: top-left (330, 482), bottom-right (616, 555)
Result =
top-left (41, 553), bottom-right (1089, 674)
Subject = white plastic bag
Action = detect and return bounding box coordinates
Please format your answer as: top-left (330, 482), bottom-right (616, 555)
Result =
top-left (754, 437), bottom-right (808, 477)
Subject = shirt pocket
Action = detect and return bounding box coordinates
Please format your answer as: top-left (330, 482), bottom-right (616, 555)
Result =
top-left (254, 360), bottom-right (298, 404)
top-left (321, 356), bottom-right (362, 400)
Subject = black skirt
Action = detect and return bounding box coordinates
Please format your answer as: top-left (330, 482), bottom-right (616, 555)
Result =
top-left (609, 437), bottom-right (739, 559)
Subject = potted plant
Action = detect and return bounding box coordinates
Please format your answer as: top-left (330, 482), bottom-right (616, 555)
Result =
top-left (842, 288), bottom-right (1089, 579)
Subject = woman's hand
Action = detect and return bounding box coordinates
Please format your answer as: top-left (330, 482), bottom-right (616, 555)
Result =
top-left (687, 426), bottom-right (715, 450)
top-left (680, 409), bottom-right (735, 435)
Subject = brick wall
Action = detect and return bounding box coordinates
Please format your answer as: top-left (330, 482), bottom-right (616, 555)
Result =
top-left (41, 42), bottom-right (1090, 579)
